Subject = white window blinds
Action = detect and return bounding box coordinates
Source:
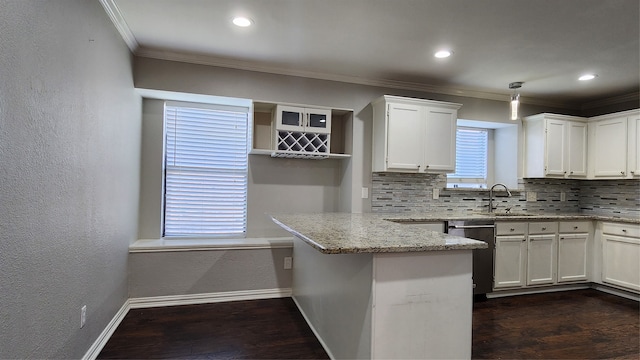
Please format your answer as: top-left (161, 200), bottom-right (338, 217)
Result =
top-left (447, 127), bottom-right (488, 185)
top-left (164, 102), bottom-right (249, 237)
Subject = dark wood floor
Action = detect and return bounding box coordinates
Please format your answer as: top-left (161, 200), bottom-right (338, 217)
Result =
top-left (473, 289), bottom-right (639, 359)
top-left (98, 298), bottom-right (329, 359)
top-left (99, 289), bottom-right (639, 359)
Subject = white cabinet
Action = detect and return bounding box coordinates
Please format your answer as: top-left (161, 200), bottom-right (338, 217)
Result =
top-left (524, 114), bottom-right (587, 178)
top-left (601, 222), bottom-right (640, 292)
top-left (588, 109), bottom-right (640, 179)
top-left (494, 223), bottom-right (527, 289)
top-left (274, 105), bottom-right (331, 134)
top-left (372, 95), bottom-right (461, 173)
top-left (526, 222), bottom-right (558, 286)
top-left (557, 221), bottom-right (591, 283)
top-left (627, 114), bottom-right (640, 177)
top-left (494, 221), bottom-right (592, 291)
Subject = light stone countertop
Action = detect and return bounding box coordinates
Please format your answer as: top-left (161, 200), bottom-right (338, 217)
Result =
top-left (271, 213), bottom-right (487, 254)
top-left (271, 212), bottom-right (639, 254)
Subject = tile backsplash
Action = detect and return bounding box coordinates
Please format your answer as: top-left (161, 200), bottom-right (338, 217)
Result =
top-left (371, 172), bottom-right (639, 218)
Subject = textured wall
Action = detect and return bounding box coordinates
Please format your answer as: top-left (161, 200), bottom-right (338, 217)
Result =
top-left (0, 1), bottom-right (140, 358)
top-left (128, 248), bottom-right (292, 298)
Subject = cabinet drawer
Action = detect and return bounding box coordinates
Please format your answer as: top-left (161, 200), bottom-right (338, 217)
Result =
top-left (528, 222), bottom-right (558, 234)
top-left (602, 222), bottom-right (640, 238)
top-left (559, 221), bottom-right (591, 233)
top-left (496, 222), bottom-right (527, 235)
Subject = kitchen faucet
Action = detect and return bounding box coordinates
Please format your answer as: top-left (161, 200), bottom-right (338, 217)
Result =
top-left (488, 183), bottom-right (512, 213)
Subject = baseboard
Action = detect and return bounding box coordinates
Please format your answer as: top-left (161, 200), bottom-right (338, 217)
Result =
top-left (82, 299), bottom-right (131, 360)
top-left (83, 288), bottom-right (292, 360)
top-left (128, 288), bottom-right (292, 309)
top-left (591, 284), bottom-right (640, 301)
top-left (291, 296), bottom-right (336, 360)
top-left (487, 283), bottom-right (590, 298)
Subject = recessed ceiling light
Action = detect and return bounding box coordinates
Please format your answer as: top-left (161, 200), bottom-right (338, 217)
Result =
top-left (232, 17), bottom-right (253, 27)
top-left (578, 74), bottom-right (597, 81)
top-left (434, 50), bottom-right (452, 58)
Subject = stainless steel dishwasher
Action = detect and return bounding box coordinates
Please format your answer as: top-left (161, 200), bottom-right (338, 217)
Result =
top-left (446, 220), bottom-right (495, 299)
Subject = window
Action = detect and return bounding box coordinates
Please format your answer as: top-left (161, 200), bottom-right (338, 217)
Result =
top-left (447, 127), bottom-right (488, 188)
top-left (163, 101), bottom-right (249, 237)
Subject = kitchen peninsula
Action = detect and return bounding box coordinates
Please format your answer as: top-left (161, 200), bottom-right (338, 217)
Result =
top-left (270, 213), bottom-right (487, 359)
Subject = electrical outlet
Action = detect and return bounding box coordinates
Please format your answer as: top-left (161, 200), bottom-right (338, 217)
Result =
top-left (560, 191), bottom-right (566, 202)
top-left (80, 305), bottom-right (87, 328)
top-left (361, 187), bottom-right (369, 199)
top-left (432, 188), bottom-right (439, 200)
top-left (526, 191), bottom-right (537, 202)
top-left (284, 257), bottom-right (292, 270)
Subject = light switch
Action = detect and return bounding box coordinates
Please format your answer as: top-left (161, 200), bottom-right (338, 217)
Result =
top-left (433, 188), bottom-right (439, 200)
top-left (361, 187), bottom-right (369, 199)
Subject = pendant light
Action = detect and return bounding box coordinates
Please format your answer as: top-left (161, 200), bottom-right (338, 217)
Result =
top-left (509, 82), bottom-right (523, 120)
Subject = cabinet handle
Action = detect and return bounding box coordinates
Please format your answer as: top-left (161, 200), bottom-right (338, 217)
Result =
top-left (510, 228), bottom-right (515, 232)
top-left (542, 227), bottom-right (547, 231)
top-left (425, 165), bottom-right (430, 168)
top-left (573, 226), bottom-right (578, 229)
top-left (570, 171), bottom-right (574, 174)
top-left (621, 171), bottom-right (625, 175)
top-left (564, 171), bottom-right (567, 174)
top-left (622, 229), bottom-right (627, 232)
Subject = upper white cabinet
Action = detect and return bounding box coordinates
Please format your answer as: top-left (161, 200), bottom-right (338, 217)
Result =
top-left (627, 113), bottom-right (640, 177)
top-left (524, 114), bottom-right (587, 178)
top-left (274, 105), bottom-right (332, 134)
top-left (372, 95), bottom-right (461, 173)
top-left (251, 101), bottom-right (352, 159)
top-left (588, 109), bottom-right (640, 179)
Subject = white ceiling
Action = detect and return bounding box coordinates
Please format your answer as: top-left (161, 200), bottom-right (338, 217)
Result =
top-left (108, 0), bottom-right (639, 108)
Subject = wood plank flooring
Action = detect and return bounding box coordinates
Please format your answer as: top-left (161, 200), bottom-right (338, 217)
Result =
top-left (98, 289), bottom-right (638, 359)
top-left (472, 289), bottom-right (639, 359)
top-left (98, 298), bottom-right (329, 359)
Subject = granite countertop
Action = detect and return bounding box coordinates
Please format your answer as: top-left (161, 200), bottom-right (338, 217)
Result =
top-left (271, 213), bottom-right (488, 254)
top-left (271, 212), bottom-right (639, 255)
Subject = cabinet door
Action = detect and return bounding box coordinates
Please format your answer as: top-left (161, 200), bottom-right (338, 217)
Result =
top-left (494, 235), bottom-right (527, 288)
top-left (627, 116), bottom-right (640, 177)
top-left (567, 121), bottom-right (587, 177)
top-left (386, 103), bottom-right (423, 171)
top-left (527, 234), bottom-right (557, 285)
top-left (592, 117), bottom-right (628, 177)
top-left (275, 105), bottom-right (305, 132)
top-left (423, 107), bottom-right (456, 171)
top-left (306, 108), bottom-right (332, 134)
top-left (545, 120), bottom-right (566, 176)
top-left (557, 233), bottom-right (589, 282)
top-left (602, 234), bottom-right (640, 292)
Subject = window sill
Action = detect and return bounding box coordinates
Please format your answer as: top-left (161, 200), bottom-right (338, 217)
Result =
top-left (129, 237), bottom-right (294, 253)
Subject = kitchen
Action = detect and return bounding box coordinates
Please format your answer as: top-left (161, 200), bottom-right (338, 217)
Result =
top-left (1, 1), bottom-right (638, 359)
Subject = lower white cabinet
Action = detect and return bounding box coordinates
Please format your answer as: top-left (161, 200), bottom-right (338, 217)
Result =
top-left (557, 221), bottom-right (591, 283)
top-left (494, 223), bottom-right (527, 289)
top-left (494, 235), bottom-right (527, 288)
top-left (601, 222), bottom-right (640, 292)
top-left (527, 233), bottom-right (557, 286)
top-left (494, 221), bottom-right (591, 291)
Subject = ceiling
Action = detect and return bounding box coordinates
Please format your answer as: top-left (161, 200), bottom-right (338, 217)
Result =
top-left (107, 0), bottom-right (639, 109)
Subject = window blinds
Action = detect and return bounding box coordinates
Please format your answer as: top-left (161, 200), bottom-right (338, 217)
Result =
top-left (164, 102), bottom-right (249, 237)
top-left (447, 127), bottom-right (488, 184)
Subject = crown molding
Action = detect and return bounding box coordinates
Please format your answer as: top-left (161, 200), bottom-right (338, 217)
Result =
top-left (99, 0), bottom-right (139, 52)
top-left (581, 91), bottom-right (640, 110)
top-left (136, 47), bottom-right (581, 110)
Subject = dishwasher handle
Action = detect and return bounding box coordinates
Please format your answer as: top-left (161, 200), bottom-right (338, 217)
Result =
top-left (448, 224), bottom-right (495, 229)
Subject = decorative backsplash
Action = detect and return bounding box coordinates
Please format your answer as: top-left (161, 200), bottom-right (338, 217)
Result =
top-left (371, 172), bottom-right (639, 218)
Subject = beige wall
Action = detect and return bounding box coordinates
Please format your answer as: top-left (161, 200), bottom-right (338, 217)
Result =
top-left (0, 1), bottom-right (141, 358)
